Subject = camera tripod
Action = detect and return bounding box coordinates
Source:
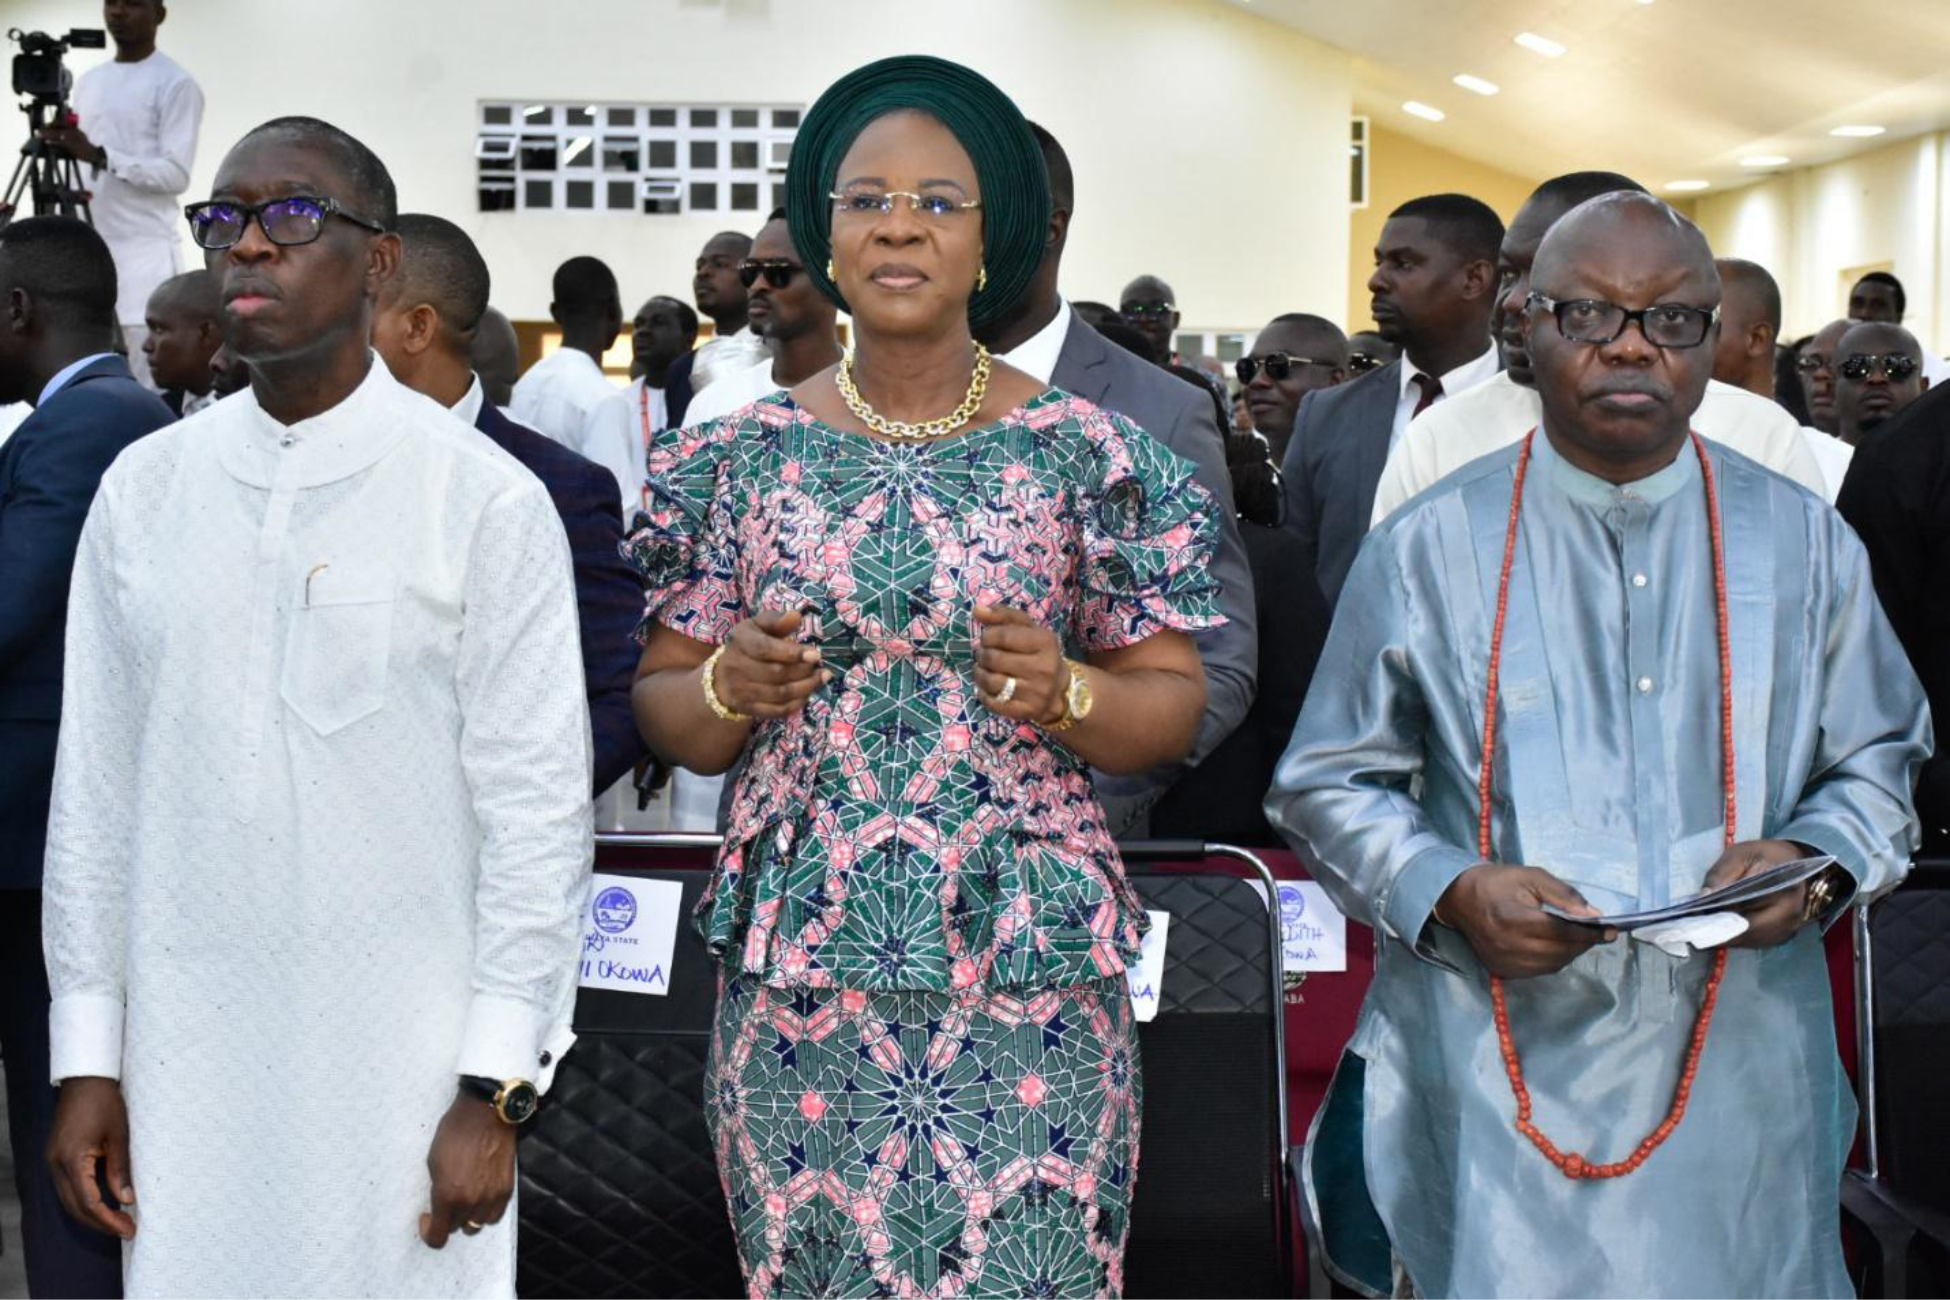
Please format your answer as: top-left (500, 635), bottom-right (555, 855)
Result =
top-left (0, 100), bottom-right (94, 229)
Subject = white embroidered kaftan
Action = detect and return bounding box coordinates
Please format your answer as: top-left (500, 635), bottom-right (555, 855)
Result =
top-left (42, 358), bottom-right (594, 1298)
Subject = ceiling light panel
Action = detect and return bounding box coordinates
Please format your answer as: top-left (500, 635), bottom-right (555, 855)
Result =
top-left (1403, 101), bottom-right (1447, 122)
top-left (1514, 32), bottom-right (1566, 57)
top-left (1452, 74), bottom-right (1499, 96)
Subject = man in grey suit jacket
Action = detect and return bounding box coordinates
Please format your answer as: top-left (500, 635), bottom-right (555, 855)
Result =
top-left (1281, 194), bottom-right (1504, 608)
top-left (979, 123), bottom-right (1255, 836)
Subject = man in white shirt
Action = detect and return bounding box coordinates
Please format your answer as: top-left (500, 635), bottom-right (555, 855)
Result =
top-left (42, 116), bottom-right (591, 1298)
top-left (510, 255), bottom-right (634, 509)
top-left (1370, 177), bottom-right (1827, 524)
top-left (664, 231), bottom-right (755, 425)
top-left (42, 0), bottom-right (204, 392)
top-left (684, 210), bottom-right (843, 429)
top-left (1280, 192), bottom-right (1504, 607)
top-left (1712, 257), bottom-right (1850, 501)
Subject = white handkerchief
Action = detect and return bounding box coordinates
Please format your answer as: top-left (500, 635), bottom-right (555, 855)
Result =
top-left (1633, 911), bottom-right (1749, 958)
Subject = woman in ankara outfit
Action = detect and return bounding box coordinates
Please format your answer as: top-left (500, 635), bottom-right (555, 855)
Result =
top-left (624, 55), bottom-right (1223, 1297)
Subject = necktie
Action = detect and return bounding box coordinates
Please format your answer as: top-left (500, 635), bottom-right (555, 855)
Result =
top-left (1410, 372), bottom-right (1444, 418)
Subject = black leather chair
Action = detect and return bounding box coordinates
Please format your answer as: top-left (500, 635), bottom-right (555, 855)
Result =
top-left (518, 838), bottom-right (1294, 1298)
top-left (1841, 861), bottom-right (1950, 1298)
top-left (1121, 844), bottom-right (1293, 1299)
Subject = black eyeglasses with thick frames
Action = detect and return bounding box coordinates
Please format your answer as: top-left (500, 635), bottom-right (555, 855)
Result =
top-left (1346, 351), bottom-right (1387, 375)
top-left (737, 258), bottom-right (802, 290)
top-left (1526, 292), bottom-right (1719, 349)
top-left (1838, 352), bottom-right (1920, 382)
top-left (184, 196), bottom-right (387, 250)
top-left (1236, 353), bottom-right (1337, 385)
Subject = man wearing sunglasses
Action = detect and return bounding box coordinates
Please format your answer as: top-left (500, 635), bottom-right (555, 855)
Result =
top-left (1832, 321), bottom-right (1930, 449)
top-left (679, 211), bottom-right (842, 435)
top-left (41, 118), bottom-right (592, 1297)
top-left (1274, 190), bottom-right (1925, 1300)
top-left (1236, 315), bottom-right (1347, 463)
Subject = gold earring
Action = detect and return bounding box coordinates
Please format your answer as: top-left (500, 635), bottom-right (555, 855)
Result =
top-left (826, 258), bottom-right (836, 279)
top-left (977, 264), bottom-right (988, 293)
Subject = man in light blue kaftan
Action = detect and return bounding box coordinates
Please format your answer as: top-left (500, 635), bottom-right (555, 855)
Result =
top-left (1267, 194), bottom-right (1929, 1298)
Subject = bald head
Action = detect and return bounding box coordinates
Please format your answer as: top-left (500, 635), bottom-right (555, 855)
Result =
top-left (1711, 258), bottom-right (1781, 398)
top-left (1799, 318), bottom-right (1853, 435)
top-left (1834, 320), bottom-right (1929, 445)
top-left (1118, 275), bottom-right (1178, 364)
top-left (142, 269), bottom-right (224, 395)
top-left (470, 307), bottom-right (520, 408)
top-left (1525, 193), bottom-right (1720, 481)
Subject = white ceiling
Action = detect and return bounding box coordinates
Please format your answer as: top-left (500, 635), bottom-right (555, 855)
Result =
top-left (1230, 0), bottom-right (1950, 197)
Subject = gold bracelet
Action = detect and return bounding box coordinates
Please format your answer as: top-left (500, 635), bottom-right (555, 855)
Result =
top-left (700, 644), bottom-right (750, 723)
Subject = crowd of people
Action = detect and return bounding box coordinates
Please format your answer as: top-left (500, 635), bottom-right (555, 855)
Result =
top-left (1, 5), bottom-right (1946, 1300)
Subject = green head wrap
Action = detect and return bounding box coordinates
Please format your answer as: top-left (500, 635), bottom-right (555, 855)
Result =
top-left (786, 54), bottom-right (1050, 330)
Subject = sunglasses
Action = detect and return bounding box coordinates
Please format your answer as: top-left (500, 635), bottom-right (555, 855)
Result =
top-left (184, 195), bottom-right (385, 250)
top-left (1838, 352), bottom-right (1919, 382)
top-left (1794, 352), bottom-right (1831, 374)
top-left (1236, 353), bottom-right (1336, 384)
top-left (1120, 302), bottom-right (1176, 319)
top-left (1347, 351), bottom-right (1387, 374)
top-left (737, 258), bottom-right (801, 290)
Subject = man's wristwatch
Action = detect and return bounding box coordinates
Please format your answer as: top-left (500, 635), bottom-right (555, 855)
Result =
top-left (460, 1076), bottom-right (540, 1125)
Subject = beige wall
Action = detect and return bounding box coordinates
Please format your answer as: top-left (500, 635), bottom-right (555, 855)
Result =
top-left (1345, 123), bottom-right (1542, 334)
top-left (1693, 132), bottom-right (1949, 352)
top-left (11, 0), bottom-right (1354, 335)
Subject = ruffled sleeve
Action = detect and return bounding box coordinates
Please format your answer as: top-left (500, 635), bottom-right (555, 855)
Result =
top-left (1072, 410), bottom-right (1227, 650)
top-left (621, 415), bottom-right (746, 645)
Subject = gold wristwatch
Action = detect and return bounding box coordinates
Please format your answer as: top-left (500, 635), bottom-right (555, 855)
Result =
top-left (1044, 658), bottom-right (1094, 732)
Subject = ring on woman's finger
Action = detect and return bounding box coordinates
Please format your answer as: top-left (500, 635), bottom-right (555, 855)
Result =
top-left (995, 675), bottom-right (1018, 703)
top-left (464, 1220), bottom-right (484, 1232)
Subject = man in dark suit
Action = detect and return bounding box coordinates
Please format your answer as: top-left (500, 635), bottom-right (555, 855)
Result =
top-left (978, 124), bottom-right (1255, 835)
top-left (372, 214), bottom-right (646, 797)
top-left (140, 270), bottom-right (222, 417)
top-left (1837, 378), bottom-right (1950, 854)
top-left (1281, 193), bottom-right (1504, 609)
top-left (0, 216), bottom-right (173, 1299)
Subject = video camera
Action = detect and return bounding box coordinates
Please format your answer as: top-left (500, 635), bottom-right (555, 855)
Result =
top-left (10, 27), bottom-right (106, 105)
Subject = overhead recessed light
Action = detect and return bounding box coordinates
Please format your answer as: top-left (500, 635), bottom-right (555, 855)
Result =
top-left (1402, 101), bottom-right (1446, 122)
top-left (1452, 74), bottom-right (1500, 96)
top-left (1741, 155), bottom-right (1790, 167)
top-left (1514, 32), bottom-right (1567, 57)
top-left (1830, 124), bottom-right (1886, 137)
top-left (1666, 180), bottom-right (1710, 192)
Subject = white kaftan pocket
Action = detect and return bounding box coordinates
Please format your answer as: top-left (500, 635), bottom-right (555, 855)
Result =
top-left (280, 564), bottom-right (397, 735)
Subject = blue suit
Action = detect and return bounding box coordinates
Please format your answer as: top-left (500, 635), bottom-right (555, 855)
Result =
top-left (473, 396), bottom-right (647, 793)
top-left (1, 352), bottom-right (169, 1298)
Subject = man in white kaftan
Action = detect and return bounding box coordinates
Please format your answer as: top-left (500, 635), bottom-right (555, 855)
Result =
top-left (42, 118), bottom-right (593, 1299)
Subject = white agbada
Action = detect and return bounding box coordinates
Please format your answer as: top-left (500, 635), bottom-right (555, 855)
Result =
top-left (71, 50), bottom-right (204, 329)
top-left (43, 359), bottom-right (594, 1298)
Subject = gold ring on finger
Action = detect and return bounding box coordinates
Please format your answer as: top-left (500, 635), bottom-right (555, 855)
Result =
top-left (996, 675), bottom-right (1018, 703)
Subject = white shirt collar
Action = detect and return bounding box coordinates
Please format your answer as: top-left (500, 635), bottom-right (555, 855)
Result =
top-left (1399, 341), bottom-right (1499, 404)
top-left (995, 298), bottom-right (1073, 387)
top-left (452, 374), bottom-right (486, 427)
top-left (39, 352), bottom-right (119, 406)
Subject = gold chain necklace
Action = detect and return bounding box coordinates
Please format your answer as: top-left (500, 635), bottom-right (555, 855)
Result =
top-left (835, 344), bottom-right (992, 441)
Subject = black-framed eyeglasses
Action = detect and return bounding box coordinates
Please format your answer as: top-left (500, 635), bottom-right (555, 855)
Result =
top-left (1838, 352), bottom-right (1920, 383)
top-left (828, 189), bottom-right (981, 220)
top-left (1236, 352), bottom-right (1336, 384)
top-left (1795, 352), bottom-right (1831, 374)
top-left (1120, 301), bottom-right (1176, 319)
top-left (1526, 292), bottom-right (1718, 349)
top-left (1347, 351), bottom-right (1386, 374)
top-left (184, 196), bottom-right (386, 250)
top-left (737, 258), bottom-right (801, 289)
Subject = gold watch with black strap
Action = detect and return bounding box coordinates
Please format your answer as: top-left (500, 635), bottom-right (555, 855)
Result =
top-left (460, 1075), bottom-right (540, 1125)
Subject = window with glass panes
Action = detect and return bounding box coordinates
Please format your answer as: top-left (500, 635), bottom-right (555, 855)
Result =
top-left (475, 102), bottom-right (802, 215)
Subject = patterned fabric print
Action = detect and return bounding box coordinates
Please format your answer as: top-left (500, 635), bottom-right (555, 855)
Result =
top-left (624, 391), bottom-right (1223, 993)
top-left (706, 974), bottom-right (1142, 1300)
